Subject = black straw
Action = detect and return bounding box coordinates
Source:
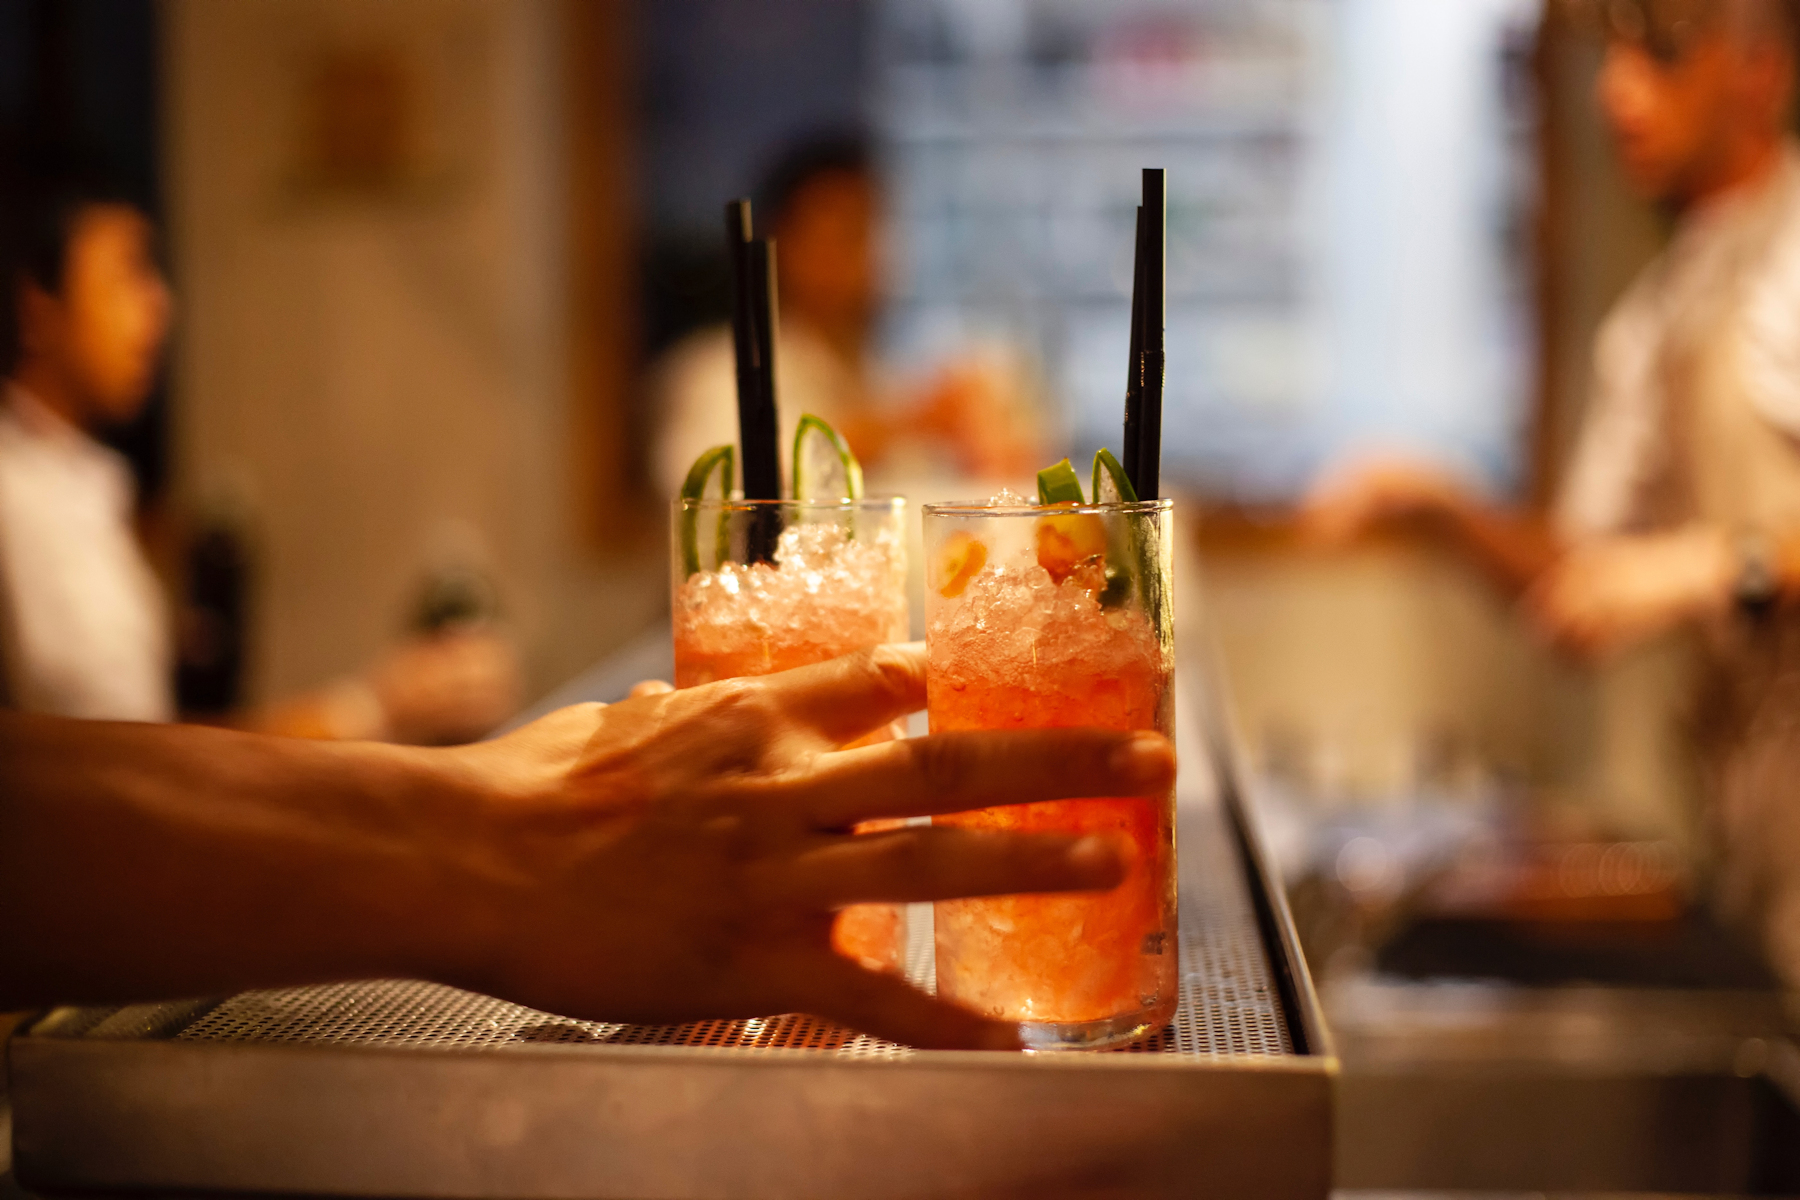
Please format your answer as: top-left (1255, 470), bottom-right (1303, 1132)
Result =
top-left (1121, 205), bottom-right (1145, 493)
top-left (725, 198), bottom-right (782, 560)
top-left (726, 199), bottom-right (781, 501)
top-left (1136, 168), bottom-right (1166, 501)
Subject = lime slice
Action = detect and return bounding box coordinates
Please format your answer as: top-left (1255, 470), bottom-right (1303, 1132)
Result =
top-left (682, 444), bottom-right (736, 502)
top-left (679, 444), bottom-right (735, 578)
top-left (1036, 458), bottom-right (1086, 506)
top-left (792, 414), bottom-right (864, 502)
top-left (1092, 447), bottom-right (1139, 505)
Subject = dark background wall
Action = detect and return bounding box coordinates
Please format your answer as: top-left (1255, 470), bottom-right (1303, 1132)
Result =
top-left (636, 0), bottom-right (869, 360)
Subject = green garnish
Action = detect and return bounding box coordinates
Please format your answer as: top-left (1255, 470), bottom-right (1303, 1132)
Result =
top-left (1092, 447), bottom-right (1139, 504)
top-left (1093, 447), bottom-right (1142, 608)
top-left (792, 413), bottom-right (864, 502)
top-left (1036, 458), bottom-right (1086, 506)
top-left (679, 444), bottom-right (735, 578)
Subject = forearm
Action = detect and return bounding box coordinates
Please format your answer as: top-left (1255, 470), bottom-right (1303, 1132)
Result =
top-left (1436, 502), bottom-right (1562, 597)
top-left (0, 715), bottom-right (501, 1009)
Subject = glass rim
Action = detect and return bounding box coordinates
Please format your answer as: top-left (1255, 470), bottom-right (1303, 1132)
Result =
top-left (922, 498), bottom-right (1173, 517)
top-left (675, 494), bottom-right (906, 513)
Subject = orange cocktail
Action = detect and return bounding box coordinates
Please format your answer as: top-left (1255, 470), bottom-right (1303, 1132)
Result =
top-left (924, 496), bottom-right (1176, 1049)
top-left (672, 497), bottom-right (910, 971)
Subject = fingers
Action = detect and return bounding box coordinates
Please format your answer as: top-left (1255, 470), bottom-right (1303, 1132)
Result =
top-left (629, 679), bottom-right (674, 699)
top-left (765, 826), bottom-right (1127, 908)
top-left (786, 727), bottom-right (1175, 828)
top-left (754, 644), bottom-right (927, 746)
top-left (791, 951), bottom-right (1021, 1051)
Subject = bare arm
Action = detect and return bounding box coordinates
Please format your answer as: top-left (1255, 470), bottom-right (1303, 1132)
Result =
top-left (1305, 459), bottom-right (1800, 659)
top-left (1430, 494), bottom-right (1562, 597)
top-left (1303, 459), bottom-right (1560, 596)
top-left (0, 645), bottom-right (1171, 1049)
top-left (0, 714), bottom-right (493, 1004)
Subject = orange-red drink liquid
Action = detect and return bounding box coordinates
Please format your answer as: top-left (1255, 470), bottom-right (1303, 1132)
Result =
top-left (925, 497), bottom-right (1177, 1049)
top-left (672, 498), bottom-right (910, 972)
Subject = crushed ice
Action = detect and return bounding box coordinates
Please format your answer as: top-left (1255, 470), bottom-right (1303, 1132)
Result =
top-left (929, 556), bottom-right (1161, 692)
top-left (985, 485), bottom-right (1034, 509)
top-left (675, 522), bottom-right (908, 659)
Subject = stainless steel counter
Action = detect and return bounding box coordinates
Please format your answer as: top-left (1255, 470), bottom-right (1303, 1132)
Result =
top-left (8, 667), bottom-right (1337, 1199)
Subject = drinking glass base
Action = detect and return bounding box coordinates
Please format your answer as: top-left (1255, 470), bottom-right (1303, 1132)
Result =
top-left (1016, 1006), bottom-right (1171, 1052)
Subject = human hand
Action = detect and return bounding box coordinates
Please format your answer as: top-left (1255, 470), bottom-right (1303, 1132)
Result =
top-left (1301, 458), bottom-right (1473, 546)
top-left (1523, 528), bottom-right (1733, 660)
top-left (369, 627), bottom-right (524, 745)
top-left (444, 645), bottom-right (1173, 1050)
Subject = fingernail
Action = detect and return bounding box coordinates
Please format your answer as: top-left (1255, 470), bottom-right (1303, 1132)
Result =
top-left (1112, 732), bottom-right (1173, 789)
top-left (977, 1022), bottom-right (1024, 1052)
top-left (1066, 836), bottom-right (1127, 888)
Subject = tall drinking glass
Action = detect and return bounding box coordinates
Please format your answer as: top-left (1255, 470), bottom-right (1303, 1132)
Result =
top-left (923, 498), bottom-right (1177, 1049)
top-left (672, 497), bottom-right (910, 972)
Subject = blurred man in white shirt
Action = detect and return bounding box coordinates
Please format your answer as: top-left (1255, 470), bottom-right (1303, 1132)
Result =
top-left (651, 132), bottom-right (1043, 497)
top-left (0, 165), bottom-right (518, 740)
top-left (1306, 0), bottom-right (1800, 981)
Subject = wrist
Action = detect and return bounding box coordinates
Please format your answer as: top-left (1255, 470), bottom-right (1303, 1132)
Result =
top-left (1686, 526), bottom-right (1740, 619)
top-left (390, 707), bottom-right (598, 998)
top-left (373, 745), bottom-right (524, 995)
top-left (1732, 527), bottom-right (1784, 618)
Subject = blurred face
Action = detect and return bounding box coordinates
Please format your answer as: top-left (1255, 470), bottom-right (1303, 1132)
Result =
top-left (771, 170), bottom-right (880, 333)
top-left (17, 204), bottom-right (172, 426)
top-left (1595, 3), bottom-right (1793, 205)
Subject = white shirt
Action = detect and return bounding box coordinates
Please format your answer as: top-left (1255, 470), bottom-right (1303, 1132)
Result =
top-left (1559, 145), bottom-right (1800, 537)
top-left (0, 386), bottom-right (172, 720)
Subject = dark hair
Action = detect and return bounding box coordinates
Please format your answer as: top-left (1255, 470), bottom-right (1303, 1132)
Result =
top-left (754, 129), bottom-right (874, 227)
top-left (0, 156), bottom-right (142, 376)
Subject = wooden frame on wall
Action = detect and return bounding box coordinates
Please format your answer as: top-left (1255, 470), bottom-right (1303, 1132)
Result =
top-left (562, 0), bottom-right (651, 550)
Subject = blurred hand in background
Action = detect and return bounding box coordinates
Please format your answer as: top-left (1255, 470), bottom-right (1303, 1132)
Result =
top-left (257, 625), bottom-right (523, 746)
top-left (1524, 529), bottom-right (1734, 661)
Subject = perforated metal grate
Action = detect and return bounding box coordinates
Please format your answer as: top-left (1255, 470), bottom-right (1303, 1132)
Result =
top-left (164, 801), bottom-right (1290, 1060)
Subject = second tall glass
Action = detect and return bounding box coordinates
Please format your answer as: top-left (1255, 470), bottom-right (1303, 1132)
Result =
top-left (924, 497), bottom-right (1177, 1049)
top-left (672, 497), bottom-right (910, 972)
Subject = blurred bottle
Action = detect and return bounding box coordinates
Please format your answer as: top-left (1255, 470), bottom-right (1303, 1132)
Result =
top-left (174, 513), bottom-right (251, 717)
top-left (409, 526), bottom-right (501, 634)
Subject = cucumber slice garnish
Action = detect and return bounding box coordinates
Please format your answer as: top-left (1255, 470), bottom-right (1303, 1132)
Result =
top-left (1092, 447), bottom-right (1139, 505)
top-left (679, 444), bottom-right (735, 579)
top-left (682, 444), bottom-right (736, 501)
top-left (792, 413), bottom-right (864, 502)
top-left (1093, 447), bottom-right (1144, 608)
top-left (1036, 458), bottom-right (1085, 506)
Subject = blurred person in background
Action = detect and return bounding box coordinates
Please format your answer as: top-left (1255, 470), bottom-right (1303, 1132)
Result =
top-left (652, 131), bottom-right (1042, 496)
top-left (1307, 0), bottom-right (1800, 982)
top-left (0, 162), bottom-right (519, 742)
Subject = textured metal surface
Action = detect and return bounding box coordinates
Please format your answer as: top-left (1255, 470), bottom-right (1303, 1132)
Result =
top-left (10, 801), bottom-right (1330, 1200)
top-left (162, 797), bottom-right (1289, 1060)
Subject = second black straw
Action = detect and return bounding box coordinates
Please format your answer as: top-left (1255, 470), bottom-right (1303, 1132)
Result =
top-left (1125, 169), bottom-right (1165, 501)
top-left (726, 198), bottom-right (783, 562)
